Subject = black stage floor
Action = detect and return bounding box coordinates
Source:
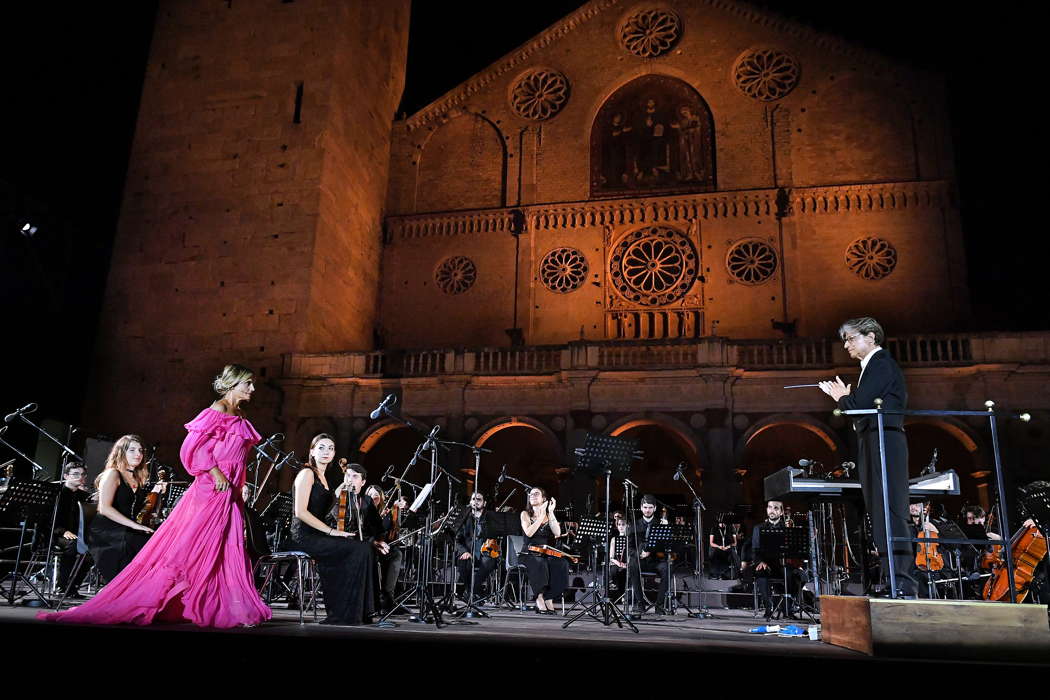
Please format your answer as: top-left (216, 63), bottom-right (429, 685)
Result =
top-left (4, 598), bottom-right (1046, 679)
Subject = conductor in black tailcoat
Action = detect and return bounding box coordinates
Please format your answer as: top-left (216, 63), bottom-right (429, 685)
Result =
top-left (819, 316), bottom-right (917, 595)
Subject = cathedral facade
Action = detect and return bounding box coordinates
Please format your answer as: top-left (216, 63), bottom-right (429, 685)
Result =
top-left (91, 0), bottom-right (1048, 515)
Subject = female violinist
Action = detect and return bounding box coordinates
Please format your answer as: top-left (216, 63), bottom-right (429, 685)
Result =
top-left (519, 487), bottom-right (568, 614)
top-left (290, 434), bottom-right (377, 625)
top-left (88, 435), bottom-right (163, 582)
top-left (608, 517), bottom-right (629, 594)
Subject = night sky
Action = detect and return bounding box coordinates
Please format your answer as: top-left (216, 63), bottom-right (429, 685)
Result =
top-left (0, 1), bottom-right (1043, 440)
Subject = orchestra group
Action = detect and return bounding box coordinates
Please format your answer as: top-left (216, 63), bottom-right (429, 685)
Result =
top-left (6, 316), bottom-right (1044, 629)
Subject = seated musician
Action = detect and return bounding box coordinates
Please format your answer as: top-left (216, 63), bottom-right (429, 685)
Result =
top-left (455, 491), bottom-right (500, 601)
top-left (519, 487), bottom-right (568, 614)
top-left (89, 435), bottom-right (161, 583)
top-left (607, 517), bottom-right (629, 594)
top-left (365, 483), bottom-right (407, 614)
top-left (291, 434), bottom-right (382, 625)
top-left (625, 494), bottom-right (671, 614)
top-left (745, 500), bottom-right (792, 620)
top-left (53, 462), bottom-right (92, 597)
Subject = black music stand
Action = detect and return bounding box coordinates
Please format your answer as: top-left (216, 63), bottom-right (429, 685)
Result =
top-left (757, 525), bottom-right (813, 621)
top-left (563, 433), bottom-right (639, 633)
top-left (562, 517), bottom-right (611, 616)
top-left (260, 493), bottom-right (294, 551)
top-left (645, 523), bottom-right (693, 617)
top-left (0, 479), bottom-right (61, 606)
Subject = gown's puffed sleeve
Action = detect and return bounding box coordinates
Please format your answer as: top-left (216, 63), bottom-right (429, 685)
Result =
top-left (180, 409), bottom-right (222, 477)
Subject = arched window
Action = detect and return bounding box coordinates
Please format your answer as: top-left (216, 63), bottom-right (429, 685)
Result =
top-left (590, 75), bottom-right (715, 198)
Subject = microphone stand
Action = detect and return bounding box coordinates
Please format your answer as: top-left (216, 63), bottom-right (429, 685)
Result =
top-left (454, 444), bottom-right (492, 620)
top-left (674, 467), bottom-right (712, 618)
top-left (7, 410), bottom-right (83, 466)
top-left (0, 427), bottom-right (48, 475)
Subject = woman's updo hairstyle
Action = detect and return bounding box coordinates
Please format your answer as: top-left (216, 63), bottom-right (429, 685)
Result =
top-left (213, 364), bottom-right (254, 396)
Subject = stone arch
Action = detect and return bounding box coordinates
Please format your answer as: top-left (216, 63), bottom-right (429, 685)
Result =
top-left (735, 413), bottom-right (845, 464)
top-left (354, 417), bottom-right (427, 487)
top-left (604, 413), bottom-right (706, 510)
top-left (469, 416), bottom-right (565, 502)
top-left (736, 414), bottom-right (844, 510)
top-left (415, 110), bottom-right (507, 212)
top-left (590, 73), bottom-right (716, 198)
top-left (903, 416), bottom-right (985, 511)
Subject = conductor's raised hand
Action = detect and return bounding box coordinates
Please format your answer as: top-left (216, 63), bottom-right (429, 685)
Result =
top-left (818, 376), bottom-right (851, 401)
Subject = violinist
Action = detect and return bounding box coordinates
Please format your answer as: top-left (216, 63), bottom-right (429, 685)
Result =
top-left (625, 494), bottom-right (671, 614)
top-left (53, 462), bottom-right (92, 597)
top-left (290, 434), bottom-right (377, 625)
top-left (89, 435), bottom-right (162, 583)
top-left (365, 483), bottom-right (407, 614)
top-left (455, 492), bottom-right (499, 601)
top-left (708, 517), bottom-right (738, 580)
top-left (519, 487), bottom-right (568, 614)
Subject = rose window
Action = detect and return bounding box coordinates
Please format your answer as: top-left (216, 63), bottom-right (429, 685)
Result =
top-left (609, 227), bottom-right (698, 306)
top-left (540, 247), bottom-right (588, 293)
top-left (733, 49), bottom-right (801, 102)
top-left (435, 255), bottom-right (477, 295)
top-left (726, 239), bottom-right (778, 285)
top-left (618, 8), bottom-right (681, 58)
top-left (509, 69), bottom-right (570, 121)
top-left (846, 237), bottom-right (897, 281)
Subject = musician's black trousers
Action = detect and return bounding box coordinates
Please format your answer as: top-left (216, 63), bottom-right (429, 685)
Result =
top-left (627, 555), bottom-right (670, 607)
top-left (520, 553), bottom-right (568, 601)
top-left (857, 428), bottom-right (916, 594)
top-left (456, 554), bottom-right (499, 596)
top-left (378, 547), bottom-right (402, 598)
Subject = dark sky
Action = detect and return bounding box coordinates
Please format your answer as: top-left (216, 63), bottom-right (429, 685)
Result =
top-left (0, 0), bottom-right (1042, 435)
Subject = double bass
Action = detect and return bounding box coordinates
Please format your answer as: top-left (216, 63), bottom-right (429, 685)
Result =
top-left (983, 521), bottom-right (1047, 602)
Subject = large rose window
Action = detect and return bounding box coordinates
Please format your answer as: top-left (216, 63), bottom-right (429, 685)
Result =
top-left (609, 226), bottom-right (698, 305)
top-left (435, 255), bottom-right (477, 295)
top-left (845, 237), bottom-right (897, 281)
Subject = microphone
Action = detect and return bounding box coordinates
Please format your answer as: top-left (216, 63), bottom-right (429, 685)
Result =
top-left (369, 394), bottom-right (397, 420)
top-left (4, 403), bottom-right (38, 423)
top-left (623, 478), bottom-right (639, 489)
top-left (673, 470), bottom-right (681, 481)
top-left (798, 458), bottom-right (819, 467)
top-left (382, 464), bottom-right (394, 483)
top-left (428, 424), bottom-right (441, 439)
top-left (0, 425), bottom-right (7, 436)
top-left (497, 464), bottom-right (507, 484)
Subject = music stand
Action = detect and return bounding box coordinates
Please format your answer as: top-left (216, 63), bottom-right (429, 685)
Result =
top-left (563, 433), bottom-right (639, 633)
top-left (1019, 481), bottom-right (1050, 534)
top-left (757, 525), bottom-right (813, 621)
top-left (261, 493), bottom-right (294, 551)
top-left (0, 479), bottom-right (61, 606)
top-left (645, 523), bottom-right (693, 616)
top-left (562, 517), bottom-right (611, 616)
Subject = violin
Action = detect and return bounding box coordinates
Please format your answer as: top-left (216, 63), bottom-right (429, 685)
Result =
top-left (135, 467), bottom-right (170, 527)
top-left (481, 538), bottom-right (501, 558)
top-left (914, 502), bottom-right (944, 572)
top-left (336, 458), bottom-right (349, 533)
top-left (979, 500), bottom-right (1003, 570)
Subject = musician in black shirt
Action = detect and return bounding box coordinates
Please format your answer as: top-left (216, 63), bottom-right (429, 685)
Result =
top-left (626, 494), bottom-right (671, 614)
top-left (745, 500), bottom-right (790, 619)
top-left (455, 492), bottom-right (500, 600)
top-left (53, 463), bottom-right (92, 597)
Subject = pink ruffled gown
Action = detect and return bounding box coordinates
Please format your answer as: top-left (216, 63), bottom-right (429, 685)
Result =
top-left (39, 408), bottom-right (272, 628)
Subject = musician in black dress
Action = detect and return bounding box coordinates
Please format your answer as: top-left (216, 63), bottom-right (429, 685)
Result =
top-left (53, 462), bottom-right (92, 597)
top-left (89, 435), bottom-right (161, 583)
top-left (290, 434), bottom-right (379, 625)
top-left (819, 316), bottom-right (917, 596)
top-left (519, 487), bottom-right (567, 614)
top-left (626, 494), bottom-right (671, 614)
top-left (607, 517), bottom-right (629, 594)
top-left (455, 491), bottom-right (499, 600)
top-left (708, 518), bottom-right (738, 580)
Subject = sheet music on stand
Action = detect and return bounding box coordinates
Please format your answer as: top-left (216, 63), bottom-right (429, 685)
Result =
top-left (757, 525), bottom-right (810, 559)
top-left (1019, 480), bottom-right (1050, 531)
top-left (0, 479), bottom-right (61, 518)
top-left (645, 523), bottom-right (694, 550)
top-left (577, 517), bottom-right (610, 542)
top-left (575, 433), bottom-right (638, 477)
top-left (165, 484), bottom-right (188, 512)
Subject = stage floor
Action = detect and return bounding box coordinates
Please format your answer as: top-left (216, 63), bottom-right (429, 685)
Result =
top-left (4, 596), bottom-right (1045, 674)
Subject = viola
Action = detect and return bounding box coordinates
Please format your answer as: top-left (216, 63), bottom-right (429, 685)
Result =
top-left (481, 538), bottom-right (501, 558)
top-left (336, 458), bottom-right (350, 533)
top-left (528, 544), bottom-right (579, 563)
top-left (914, 503), bottom-right (943, 571)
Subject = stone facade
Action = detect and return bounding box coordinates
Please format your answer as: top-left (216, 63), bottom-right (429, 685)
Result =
top-left (86, 0), bottom-right (409, 451)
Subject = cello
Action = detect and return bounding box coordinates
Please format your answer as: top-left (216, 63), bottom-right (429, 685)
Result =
top-left (983, 521), bottom-right (1047, 602)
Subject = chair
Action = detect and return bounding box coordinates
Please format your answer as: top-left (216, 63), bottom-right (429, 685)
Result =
top-left (254, 551), bottom-right (320, 624)
top-left (500, 536), bottom-right (530, 611)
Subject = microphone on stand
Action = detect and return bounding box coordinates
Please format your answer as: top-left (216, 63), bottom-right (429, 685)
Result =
top-left (623, 478), bottom-right (639, 489)
top-left (382, 464), bottom-right (394, 483)
top-left (497, 464), bottom-right (508, 484)
top-left (672, 461), bottom-right (686, 481)
top-left (4, 403), bottom-right (38, 423)
top-left (428, 424), bottom-right (441, 440)
top-left (369, 394), bottom-right (397, 420)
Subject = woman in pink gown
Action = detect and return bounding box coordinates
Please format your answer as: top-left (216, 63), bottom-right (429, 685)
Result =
top-left (39, 364), bottom-right (272, 628)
